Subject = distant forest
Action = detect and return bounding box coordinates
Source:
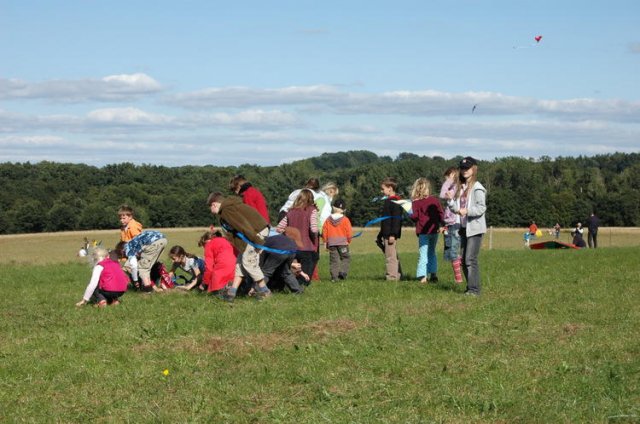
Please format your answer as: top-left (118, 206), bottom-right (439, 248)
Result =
top-left (1, 151), bottom-right (639, 235)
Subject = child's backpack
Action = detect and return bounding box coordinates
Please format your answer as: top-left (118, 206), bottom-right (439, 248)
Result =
top-left (151, 262), bottom-right (175, 289)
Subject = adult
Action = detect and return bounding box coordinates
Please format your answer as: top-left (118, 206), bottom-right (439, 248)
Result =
top-left (586, 212), bottom-right (600, 248)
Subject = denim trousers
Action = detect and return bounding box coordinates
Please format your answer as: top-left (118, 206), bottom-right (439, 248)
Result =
top-left (416, 233), bottom-right (438, 278)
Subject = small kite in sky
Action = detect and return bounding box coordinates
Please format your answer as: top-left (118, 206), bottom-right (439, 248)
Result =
top-left (513, 35), bottom-right (543, 49)
top-left (472, 104), bottom-right (478, 113)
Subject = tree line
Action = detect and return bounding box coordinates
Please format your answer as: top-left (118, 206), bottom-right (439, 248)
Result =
top-left (0, 150), bottom-right (638, 235)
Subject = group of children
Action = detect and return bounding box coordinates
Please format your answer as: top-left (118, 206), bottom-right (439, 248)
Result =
top-left (77, 158), bottom-right (487, 306)
top-left (376, 156), bottom-right (486, 296)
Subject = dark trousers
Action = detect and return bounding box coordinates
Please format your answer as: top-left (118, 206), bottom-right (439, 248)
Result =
top-left (95, 289), bottom-right (125, 304)
top-left (588, 230), bottom-right (598, 248)
top-left (260, 252), bottom-right (303, 293)
top-left (296, 250), bottom-right (318, 286)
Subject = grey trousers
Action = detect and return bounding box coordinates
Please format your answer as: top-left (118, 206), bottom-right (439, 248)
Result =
top-left (328, 245), bottom-right (351, 280)
top-left (460, 230), bottom-right (483, 294)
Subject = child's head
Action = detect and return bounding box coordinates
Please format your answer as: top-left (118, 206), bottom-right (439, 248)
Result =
top-left (332, 198), bottom-right (346, 214)
top-left (410, 178), bottom-right (431, 200)
top-left (458, 157), bottom-right (478, 181)
top-left (229, 175), bottom-right (247, 194)
top-left (380, 177), bottom-right (398, 196)
top-left (198, 230), bottom-right (222, 247)
top-left (304, 178), bottom-right (320, 191)
top-left (443, 166), bottom-right (458, 180)
top-left (321, 182), bottom-right (339, 199)
top-left (118, 204), bottom-right (135, 226)
top-left (207, 192), bottom-right (225, 214)
top-left (113, 241), bottom-right (127, 259)
top-left (91, 247), bottom-right (109, 266)
top-left (292, 189), bottom-right (316, 209)
top-left (169, 245), bottom-right (187, 263)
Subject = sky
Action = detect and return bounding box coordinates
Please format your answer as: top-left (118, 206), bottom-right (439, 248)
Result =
top-left (1, 0), bottom-right (639, 167)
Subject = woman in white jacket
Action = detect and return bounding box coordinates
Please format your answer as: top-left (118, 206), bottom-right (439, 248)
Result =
top-left (446, 157), bottom-right (487, 296)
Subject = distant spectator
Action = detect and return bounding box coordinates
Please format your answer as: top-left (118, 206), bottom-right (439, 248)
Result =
top-left (586, 212), bottom-right (600, 248)
top-left (553, 223), bottom-right (561, 239)
top-left (571, 223), bottom-right (586, 248)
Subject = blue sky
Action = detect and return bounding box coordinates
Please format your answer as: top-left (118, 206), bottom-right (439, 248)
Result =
top-left (1, 0), bottom-right (638, 166)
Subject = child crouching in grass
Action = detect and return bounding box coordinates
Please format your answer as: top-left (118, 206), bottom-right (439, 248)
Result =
top-left (76, 247), bottom-right (128, 307)
top-left (168, 245), bottom-right (205, 291)
top-left (198, 230), bottom-right (237, 296)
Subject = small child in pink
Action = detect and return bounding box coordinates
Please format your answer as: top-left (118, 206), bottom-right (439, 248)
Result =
top-left (439, 167), bottom-right (464, 284)
top-left (76, 247), bottom-right (128, 307)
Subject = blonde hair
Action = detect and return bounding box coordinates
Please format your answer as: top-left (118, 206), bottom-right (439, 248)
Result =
top-left (411, 178), bottom-right (431, 200)
top-left (321, 182), bottom-right (339, 198)
top-left (91, 247), bottom-right (109, 266)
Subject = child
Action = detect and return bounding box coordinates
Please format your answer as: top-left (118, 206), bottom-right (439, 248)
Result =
top-left (439, 167), bottom-right (464, 284)
top-left (207, 192), bottom-right (271, 302)
top-left (76, 247), bottom-right (128, 307)
top-left (198, 230), bottom-right (237, 295)
top-left (115, 230), bottom-right (168, 292)
top-left (260, 227), bottom-right (305, 294)
top-left (168, 245), bottom-right (205, 291)
top-left (118, 204), bottom-right (143, 242)
top-left (376, 177), bottom-right (403, 281)
top-left (276, 189), bottom-right (319, 286)
top-left (446, 157), bottom-right (487, 296)
top-left (229, 174), bottom-right (270, 223)
top-left (410, 178), bottom-right (444, 284)
top-left (321, 198), bottom-right (353, 282)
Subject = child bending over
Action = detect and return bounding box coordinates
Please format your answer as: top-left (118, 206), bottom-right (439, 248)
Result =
top-left (76, 247), bottom-right (128, 307)
top-left (168, 245), bottom-right (205, 290)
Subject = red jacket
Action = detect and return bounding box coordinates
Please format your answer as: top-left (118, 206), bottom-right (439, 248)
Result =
top-left (410, 196), bottom-right (444, 235)
top-left (239, 183), bottom-right (270, 223)
top-left (203, 237), bottom-right (237, 292)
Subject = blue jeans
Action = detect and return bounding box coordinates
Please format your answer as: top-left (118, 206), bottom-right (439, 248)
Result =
top-left (416, 233), bottom-right (438, 278)
top-left (460, 229), bottom-right (483, 294)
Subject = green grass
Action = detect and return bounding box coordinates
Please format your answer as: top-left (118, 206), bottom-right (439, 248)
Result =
top-left (0, 238), bottom-right (639, 422)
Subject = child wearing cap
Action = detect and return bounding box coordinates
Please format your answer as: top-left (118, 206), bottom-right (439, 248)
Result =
top-left (445, 157), bottom-right (487, 296)
top-left (321, 199), bottom-right (353, 282)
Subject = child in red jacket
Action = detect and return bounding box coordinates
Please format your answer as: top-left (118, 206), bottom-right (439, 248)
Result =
top-left (198, 230), bottom-right (237, 296)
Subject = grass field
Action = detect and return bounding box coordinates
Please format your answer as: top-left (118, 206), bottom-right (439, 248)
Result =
top-left (0, 229), bottom-right (639, 422)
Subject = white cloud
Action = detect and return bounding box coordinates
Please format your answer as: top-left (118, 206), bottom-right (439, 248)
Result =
top-left (87, 107), bottom-right (174, 125)
top-left (0, 73), bottom-right (163, 102)
top-left (167, 85), bottom-right (640, 123)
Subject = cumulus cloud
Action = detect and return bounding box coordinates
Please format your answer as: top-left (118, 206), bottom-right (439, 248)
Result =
top-left (167, 85), bottom-right (640, 123)
top-left (2, 78), bottom-right (639, 166)
top-left (0, 73), bottom-right (163, 102)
